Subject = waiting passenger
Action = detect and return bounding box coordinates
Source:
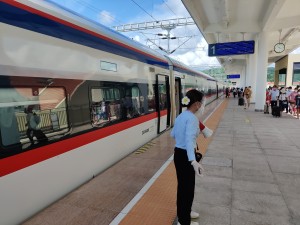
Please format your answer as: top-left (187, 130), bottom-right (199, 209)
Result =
top-left (289, 87), bottom-right (298, 116)
top-left (295, 90), bottom-right (300, 119)
top-left (244, 86), bottom-right (252, 109)
top-left (269, 85), bottom-right (279, 108)
top-left (278, 88), bottom-right (288, 113)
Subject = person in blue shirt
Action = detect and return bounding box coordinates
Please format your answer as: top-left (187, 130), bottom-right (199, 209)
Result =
top-left (171, 89), bottom-right (204, 225)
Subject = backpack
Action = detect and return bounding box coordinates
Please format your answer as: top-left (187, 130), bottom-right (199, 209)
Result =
top-left (29, 113), bottom-right (41, 130)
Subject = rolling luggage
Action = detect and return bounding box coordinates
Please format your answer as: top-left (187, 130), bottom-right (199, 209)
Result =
top-left (238, 97), bottom-right (244, 106)
top-left (272, 106), bottom-right (281, 117)
top-left (264, 104), bottom-right (269, 114)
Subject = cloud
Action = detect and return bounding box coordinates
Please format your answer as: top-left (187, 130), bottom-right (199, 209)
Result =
top-left (123, 0), bottom-right (220, 69)
top-left (97, 10), bottom-right (115, 25)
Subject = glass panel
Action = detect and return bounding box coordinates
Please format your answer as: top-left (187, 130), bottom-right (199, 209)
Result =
top-left (148, 84), bottom-right (155, 112)
top-left (158, 77), bottom-right (167, 110)
top-left (278, 74), bottom-right (286, 86)
top-left (0, 87), bottom-right (68, 147)
top-left (100, 61), bottom-right (117, 72)
top-left (293, 63), bottom-right (300, 86)
top-left (90, 82), bottom-right (153, 127)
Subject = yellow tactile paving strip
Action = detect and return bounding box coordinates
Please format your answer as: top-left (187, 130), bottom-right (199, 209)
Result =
top-left (119, 99), bottom-right (229, 225)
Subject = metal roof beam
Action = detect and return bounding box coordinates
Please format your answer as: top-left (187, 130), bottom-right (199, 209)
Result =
top-left (112, 17), bottom-right (195, 32)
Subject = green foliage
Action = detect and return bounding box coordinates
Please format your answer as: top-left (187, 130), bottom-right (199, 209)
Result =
top-left (199, 66), bottom-right (275, 82)
top-left (267, 67), bottom-right (275, 82)
top-left (201, 67), bottom-right (226, 80)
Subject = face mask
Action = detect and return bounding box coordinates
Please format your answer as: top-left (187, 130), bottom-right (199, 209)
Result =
top-left (194, 97), bottom-right (206, 120)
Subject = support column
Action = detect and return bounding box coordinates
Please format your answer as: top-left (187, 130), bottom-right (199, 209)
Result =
top-left (247, 50), bottom-right (258, 103)
top-left (255, 31), bottom-right (269, 111)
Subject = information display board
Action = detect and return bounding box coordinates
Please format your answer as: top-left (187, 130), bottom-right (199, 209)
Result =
top-left (227, 74), bottom-right (240, 79)
top-left (208, 41), bottom-right (255, 56)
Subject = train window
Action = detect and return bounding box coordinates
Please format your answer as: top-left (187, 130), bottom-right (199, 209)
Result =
top-left (100, 61), bottom-right (117, 72)
top-left (90, 83), bottom-right (153, 127)
top-left (91, 87), bottom-right (121, 127)
top-left (0, 87), bottom-right (69, 147)
top-left (158, 83), bottom-right (167, 110)
top-left (148, 84), bottom-right (156, 112)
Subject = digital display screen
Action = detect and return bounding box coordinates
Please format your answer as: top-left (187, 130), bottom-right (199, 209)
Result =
top-left (227, 74), bottom-right (240, 79)
top-left (208, 41), bottom-right (255, 56)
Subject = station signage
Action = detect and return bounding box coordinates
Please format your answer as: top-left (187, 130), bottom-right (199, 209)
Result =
top-left (208, 40), bottom-right (255, 56)
top-left (227, 74), bottom-right (240, 79)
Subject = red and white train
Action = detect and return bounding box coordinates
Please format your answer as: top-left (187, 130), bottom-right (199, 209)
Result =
top-left (0, 0), bottom-right (224, 224)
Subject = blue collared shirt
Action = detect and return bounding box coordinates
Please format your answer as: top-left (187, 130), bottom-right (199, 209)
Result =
top-left (171, 110), bottom-right (200, 161)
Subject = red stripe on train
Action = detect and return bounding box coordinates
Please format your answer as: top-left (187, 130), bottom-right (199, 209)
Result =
top-left (0, 112), bottom-right (159, 177)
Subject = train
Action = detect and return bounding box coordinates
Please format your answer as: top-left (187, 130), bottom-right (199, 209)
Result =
top-left (0, 0), bottom-right (225, 224)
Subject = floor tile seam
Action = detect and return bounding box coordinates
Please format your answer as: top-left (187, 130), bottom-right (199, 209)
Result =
top-left (230, 206), bottom-right (292, 217)
top-left (264, 153), bottom-right (300, 158)
top-left (230, 187), bottom-right (282, 197)
top-left (231, 177), bottom-right (279, 185)
top-left (193, 201), bottom-right (232, 210)
top-left (273, 171), bottom-right (300, 177)
top-left (193, 200), bottom-right (232, 209)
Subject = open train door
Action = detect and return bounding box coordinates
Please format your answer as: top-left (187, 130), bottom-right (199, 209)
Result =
top-left (175, 77), bottom-right (182, 118)
top-left (155, 74), bottom-right (170, 134)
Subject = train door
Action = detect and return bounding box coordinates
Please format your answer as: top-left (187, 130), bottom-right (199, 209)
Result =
top-left (155, 74), bottom-right (170, 134)
top-left (175, 77), bottom-right (182, 117)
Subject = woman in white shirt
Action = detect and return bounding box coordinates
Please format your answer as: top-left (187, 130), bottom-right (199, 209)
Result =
top-left (279, 88), bottom-right (288, 113)
top-left (171, 89), bottom-right (204, 225)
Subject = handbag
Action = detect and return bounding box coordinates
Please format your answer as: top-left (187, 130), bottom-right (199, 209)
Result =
top-left (195, 144), bottom-right (202, 162)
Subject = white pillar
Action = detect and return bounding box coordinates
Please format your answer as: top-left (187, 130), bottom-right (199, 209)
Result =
top-left (238, 65), bottom-right (245, 88)
top-left (247, 52), bottom-right (257, 103)
top-left (255, 32), bottom-right (269, 111)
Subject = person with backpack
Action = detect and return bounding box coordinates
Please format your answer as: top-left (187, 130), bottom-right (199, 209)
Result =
top-left (25, 105), bottom-right (47, 145)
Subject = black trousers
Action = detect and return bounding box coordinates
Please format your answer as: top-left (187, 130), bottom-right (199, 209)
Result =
top-left (174, 148), bottom-right (195, 225)
top-left (271, 100), bottom-right (277, 107)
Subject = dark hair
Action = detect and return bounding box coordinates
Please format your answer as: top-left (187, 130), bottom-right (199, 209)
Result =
top-left (184, 89), bottom-right (204, 108)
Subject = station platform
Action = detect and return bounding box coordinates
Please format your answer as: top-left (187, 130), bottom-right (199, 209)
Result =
top-left (22, 97), bottom-right (300, 225)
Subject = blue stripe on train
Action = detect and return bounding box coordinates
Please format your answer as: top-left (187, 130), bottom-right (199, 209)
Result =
top-left (0, 2), bottom-right (169, 70)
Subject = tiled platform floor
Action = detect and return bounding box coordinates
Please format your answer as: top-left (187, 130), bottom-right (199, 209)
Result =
top-left (189, 98), bottom-right (300, 225)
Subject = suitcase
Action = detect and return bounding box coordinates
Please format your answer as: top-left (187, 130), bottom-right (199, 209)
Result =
top-left (272, 106), bottom-right (281, 117)
top-left (264, 104), bottom-right (269, 114)
top-left (33, 129), bottom-right (48, 142)
top-left (238, 97), bottom-right (244, 106)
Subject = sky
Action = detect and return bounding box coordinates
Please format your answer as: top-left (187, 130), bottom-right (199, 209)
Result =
top-left (46, 0), bottom-right (220, 70)
top-left (46, 0), bottom-right (300, 70)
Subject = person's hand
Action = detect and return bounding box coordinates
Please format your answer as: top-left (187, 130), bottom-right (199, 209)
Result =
top-left (202, 127), bottom-right (213, 138)
top-left (191, 160), bottom-right (204, 177)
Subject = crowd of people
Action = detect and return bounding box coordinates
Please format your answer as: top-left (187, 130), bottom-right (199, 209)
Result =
top-left (225, 86), bottom-right (252, 109)
top-left (225, 85), bottom-right (300, 119)
top-left (266, 85), bottom-right (300, 119)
